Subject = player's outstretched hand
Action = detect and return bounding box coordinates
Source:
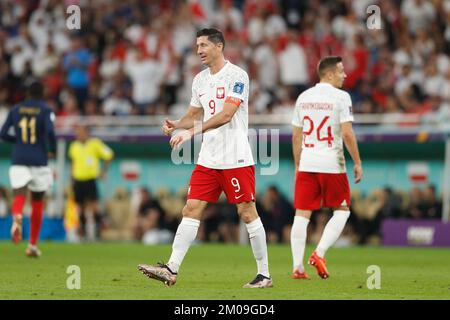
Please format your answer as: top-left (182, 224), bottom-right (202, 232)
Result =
top-left (354, 164), bottom-right (363, 184)
top-left (170, 129), bottom-right (193, 149)
top-left (162, 119), bottom-right (178, 136)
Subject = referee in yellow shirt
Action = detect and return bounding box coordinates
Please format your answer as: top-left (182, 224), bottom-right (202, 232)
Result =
top-left (69, 124), bottom-right (114, 241)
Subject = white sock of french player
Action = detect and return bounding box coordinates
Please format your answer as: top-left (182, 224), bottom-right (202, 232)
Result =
top-left (316, 210), bottom-right (351, 258)
top-left (167, 217), bottom-right (200, 274)
top-left (291, 215), bottom-right (309, 272)
top-left (246, 217), bottom-right (270, 278)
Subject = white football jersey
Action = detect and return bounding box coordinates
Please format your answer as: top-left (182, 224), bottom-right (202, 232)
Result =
top-left (292, 82), bottom-right (354, 173)
top-left (190, 61), bottom-right (254, 169)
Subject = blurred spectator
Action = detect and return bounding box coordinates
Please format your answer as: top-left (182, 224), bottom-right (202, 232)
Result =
top-left (405, 187), bottom-right (426, 219)
top-left (379, 187), bottom-right (405, 218)
top-left (9, 35), bottom-right (34, 78)
top-left (57, 91), bottom-right (80, 118)
top-left (43, 68), bottom-right (64, 103)
top-left (441, 68), bottom-right (450, 101)
top-left (264, 3), bottom-right (287, 39)
top-left (63, 36), bottom-right (93, 114)
top-left (393, 34), bottom-right (423, 71)
top-left (159, 29), bottom-right (182, 113)
top-left (156, 186), bottom-right (184, 233)
top-left (423, 60), bottom-right (445, 98)
top-left (213, 0), bottom-right (244, 33)
top-left (215, 201), bottom-right (240, 243)
top-left (124, 45), bottom-right (164, 114)
top-left (84, 97), bottom-right (102, 118)
top-left (344, 33), bottom-right (369, 91)
top-left (395, 64), bottom-right (418, 96)
top-left (413, 29), bottom-right (435, 58)
top-left (252, 36), bottom-right (279, 94)
top-left (247, 4), bottom-right (265, 46)
top-left (102, 86), bottom-right (132, 116)
top-left (132, 187), bottom-right (172, 244)
top-left (421, 184), bottom-right (442, 219)
top-left (278, 29), bottom-right (309, 99)
top-left (259, 185), bottom-right (294, 243)
top-left (353, 187), bottom-right (403, 244)
top-left (308, 209), bottom-right (329, 245)
top-left (103, 187), bottom-right (133, 241)
top-left (200, 203), bottom-right (227, 242)
top-left (199, 195), bottom-right (239, 243)
top-left (0, 0), bottom-right (448, 118)
top-left (32, 43), bottom-right (59, 78)
top-left (98, 46), bottom-right (122, 99)
top-left (401, 0), bottom-right (436, 35)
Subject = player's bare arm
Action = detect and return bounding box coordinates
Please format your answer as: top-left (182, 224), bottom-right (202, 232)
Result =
top-left (341, 121), bottom-right (363, 183)
top-left (170, 99), bottom-right (240, 149)
top-left (161, 106), bottom-right (203, 136)
top-left (292, 125), bottom-right (303, 171)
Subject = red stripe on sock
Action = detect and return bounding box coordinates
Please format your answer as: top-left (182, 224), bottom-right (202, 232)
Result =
top-left (12, 195), bottom-right (26, 216)
top-left (30, 200), bottom-right (44, 246)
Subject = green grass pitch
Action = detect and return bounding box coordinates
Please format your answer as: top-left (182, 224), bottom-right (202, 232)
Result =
top-left (1, 242), bottom-right (449, 300)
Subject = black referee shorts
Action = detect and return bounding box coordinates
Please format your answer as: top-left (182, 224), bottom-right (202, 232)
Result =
top-left (73, 179), bottom-right (99, 204)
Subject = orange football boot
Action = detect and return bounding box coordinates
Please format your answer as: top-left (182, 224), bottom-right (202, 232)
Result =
top-left (292, 269), bottom-right (310, 280)
top-left (308, 251), bottom-right (329, 279)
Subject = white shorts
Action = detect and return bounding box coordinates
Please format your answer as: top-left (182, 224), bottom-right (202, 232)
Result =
top-left (9, 165), bottom-right (53, 192)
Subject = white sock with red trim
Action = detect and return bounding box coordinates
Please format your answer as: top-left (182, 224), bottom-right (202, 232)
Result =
top-left (167, 217), bottom-right (200, 273)
top-left (316, 210), bottom-right (350, 258)
top-left (291, 215), bottom-right (309, 272)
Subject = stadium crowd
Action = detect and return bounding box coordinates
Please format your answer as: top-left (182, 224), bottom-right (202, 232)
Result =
top-left (0, 183), bottom-right (443, 245)
top-left (0, 0), bottom-right (450, 119)
top-left (107, 184), bottom-right (443, 245)
top-left (0, 0), bottom-right (448, 245)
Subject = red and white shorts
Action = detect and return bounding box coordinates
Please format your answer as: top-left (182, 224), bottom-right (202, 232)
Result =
top-left (294, 171), bottom-right (350, 210)
top-left (187, 165), bottom-right (255, 204)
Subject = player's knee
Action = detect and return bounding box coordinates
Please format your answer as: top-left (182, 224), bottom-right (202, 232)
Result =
top-left (237, 203), bottom-right (257, 223)
top-left (182, 202), bottom-right (202, 219)
top-left (296, 209), bottom-right (312, 220)
top-left (240, 212), bottom-right (258, 224)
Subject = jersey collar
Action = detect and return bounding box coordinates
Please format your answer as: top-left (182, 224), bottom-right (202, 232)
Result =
top-left (208, 60), bottom-right (230, 78)
top-left (315, 82), bottom-right (334, 88)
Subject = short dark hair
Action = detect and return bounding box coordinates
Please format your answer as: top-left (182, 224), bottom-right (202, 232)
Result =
top-left (27, 81), bottom-right (44, 100)
top-left (317, 56), bottom-right (342, 79)
top-left (196, 28), bottom-right (225, 50)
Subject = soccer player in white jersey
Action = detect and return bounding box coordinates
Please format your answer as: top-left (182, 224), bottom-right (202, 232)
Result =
top-left (290, 56), bottom-right (363, 279)
top-left (138, 28), bottom-right (272, 288)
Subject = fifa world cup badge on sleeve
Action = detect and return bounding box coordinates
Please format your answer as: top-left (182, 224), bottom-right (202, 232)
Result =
top-left (233, 82), bottom-right (244, 94)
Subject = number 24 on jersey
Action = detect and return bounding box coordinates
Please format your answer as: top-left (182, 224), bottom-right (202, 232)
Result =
top-left (302, 116), bottom-right (334, 148)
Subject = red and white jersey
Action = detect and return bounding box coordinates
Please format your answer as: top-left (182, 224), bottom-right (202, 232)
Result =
top-left (292, 82), bottom-right (354, 173)
top-left (190, 61), bottom-right (254, 169)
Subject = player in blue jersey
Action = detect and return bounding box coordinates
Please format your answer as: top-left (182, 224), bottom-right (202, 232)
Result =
top-left (0, 81), bottom-right (56, 257)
